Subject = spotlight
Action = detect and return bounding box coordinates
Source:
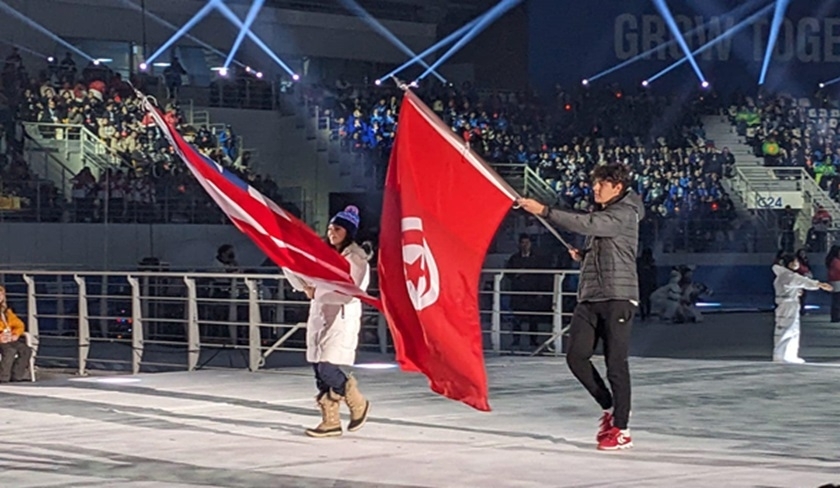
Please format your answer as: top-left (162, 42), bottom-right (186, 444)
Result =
top-left (292, 74), bottom-right (300, 81)
top-left (374, 79), bottom-right (382, 86)
top-left (641, 80), bottom-right (649, 87)
top-left (255, 71), bottom-right (263, 79)
top-left (93, 59), bottom-right (100, 66)
top-left (820, 83), bottom-right (826, 89)
top-left (218, 67), bottom-right (228, 77)
top-left (139, 62), bottom-right (148, 71)
top-left (410, 80), bottom-right (419, 88)
top-left (581, 79), bottom-right (589, 86)
top-left (245, 66), bottom-right (252, 73)
top-left (701, 80), bottom-right (710, 89)
top-left (47, 56), bottom-right (55, 63)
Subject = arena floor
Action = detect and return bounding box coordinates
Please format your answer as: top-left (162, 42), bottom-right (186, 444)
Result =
top-left (1, 314), bottom-right (839, 488)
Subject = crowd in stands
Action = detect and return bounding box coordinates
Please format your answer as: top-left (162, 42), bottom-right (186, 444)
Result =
top-left (732, 92), bottom-right (840, 194)
top-left (729, 91), bottom-right (840, 252)
top-left (1, 48), bottom-right (290, 224)
top-left (729, 94), bottom-right (840, 181)
top-left (306, 78), bottom-right (739, 252)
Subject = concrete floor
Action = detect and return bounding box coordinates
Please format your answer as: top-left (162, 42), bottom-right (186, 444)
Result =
top-left (1, 314), bottom-right (839, 488)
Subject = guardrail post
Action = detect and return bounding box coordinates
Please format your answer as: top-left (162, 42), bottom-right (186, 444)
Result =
top-left (22, 275), bottom-right (39, 359)
top-left (377, 314), bottom-right (388, 354)
top-left (552, 273), bottom-right (565, 356)
top-left (275, 280), bottom-right (285, 333)
top-left (56, 275), bottom-right (65, 333)
top-left (98, 275), bottom-right (109, 338)
top-left (183, 277), bottom-right (200, 371)
top-left (491, 272), bottom-right (503, 353)
top-left (245, 278), bottom-right (261, 372)
top-left (228, 279), bottom-right (238, 345)
top-left (141, 276), bottom-right (151, 337)
top-left (74, 275), bottom-right (90, 376)
top-left (127, 276), bottom-right (144, 375)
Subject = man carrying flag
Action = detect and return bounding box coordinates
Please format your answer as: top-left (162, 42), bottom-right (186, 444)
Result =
top-left (519, 162), bottom-right (643, 451)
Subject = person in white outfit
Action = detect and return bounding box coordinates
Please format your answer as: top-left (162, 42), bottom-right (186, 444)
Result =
top-left (284, 206), bottom-right (372, 437)
top-left (650, 269), bottom-right (681, 321)
top-left (772, 254), bottom-right (832, 364)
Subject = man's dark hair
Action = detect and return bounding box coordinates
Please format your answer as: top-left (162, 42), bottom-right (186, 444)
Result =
top-left (591, 163), bottom-right (631, 189)
top-left (518, 233), bottom-right (531, 242)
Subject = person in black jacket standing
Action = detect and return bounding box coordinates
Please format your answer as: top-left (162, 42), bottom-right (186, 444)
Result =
top-left (518, 162), bottom-right (643, 451)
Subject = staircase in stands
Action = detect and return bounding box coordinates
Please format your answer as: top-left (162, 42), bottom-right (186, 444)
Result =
top-left (702, 113), bottom-right (840, 247)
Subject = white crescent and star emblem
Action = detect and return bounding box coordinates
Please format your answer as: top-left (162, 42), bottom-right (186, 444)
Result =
top-left (401, 217), bottom-right (440, 311)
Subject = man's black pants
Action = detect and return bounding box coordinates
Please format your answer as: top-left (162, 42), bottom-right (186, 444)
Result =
top-left (566, 300), bottom-right (635, 429)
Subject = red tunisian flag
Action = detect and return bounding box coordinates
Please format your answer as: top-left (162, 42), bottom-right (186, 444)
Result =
top-left (378, 91), bottom-right (517, 411)
top-left (141, 96), bottom-right (378, 307)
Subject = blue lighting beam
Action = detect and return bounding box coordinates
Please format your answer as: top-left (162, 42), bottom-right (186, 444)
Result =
top-left (0, 0), bottom-right (94, 61)
top-left (647, 3), bottom-right (774, 83)
top-left (120, 0), bottom-right (245, 68)
top-left (587, 0), bottom-right (767, 83)
top-left (0, 38), bottom-right (47, 58)
top-left (377, 13), bottom-right (484, 84)
top-left (758, 0), bottom-right (791, 85)
top-left (417, 0), bottom-right (522, 82)
top-left (224, 0), bottom-right (264, 70)
top-left (338, 0), bottom-right (445, 83)
top-left (820, 75), bottom-right (840, 88)
top-left (651, 0), bottom-right (706, 83)
top-left (214, 1), bottom-right (297, 77)
top-left (146, 0), bottom-right (220, 65)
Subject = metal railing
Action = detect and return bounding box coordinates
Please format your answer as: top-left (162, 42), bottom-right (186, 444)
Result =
top-left (22, 135), bottom-right (77, 199)
top-left (79, 126), bottom-right (129, 171)
top-left (0, 268), bottom-right (579, 376)
top-left (208, 79), bottom-right (278, 111)
top-left (524, 166), bottom-right (558, 203)
top-left (730, 164), bottom-right (840, 245)
top-left (0, 186), bottom-right (236, 225)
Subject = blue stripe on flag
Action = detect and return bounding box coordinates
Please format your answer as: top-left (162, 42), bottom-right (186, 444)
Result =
top-left (193, 150), bottom-right (251, 193)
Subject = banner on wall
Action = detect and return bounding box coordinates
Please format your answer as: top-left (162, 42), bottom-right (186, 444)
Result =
top-left (748, 191), bottom-right (804, 210)
top-left (528, 0), bottom-right (840, 92)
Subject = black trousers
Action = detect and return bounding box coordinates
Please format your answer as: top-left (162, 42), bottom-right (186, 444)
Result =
top-left (832, 293), bottom-right (840, 323)
top-left (313, 362), bottom-right (347, 396)
top-left (0, 337), bottom-right (32, 382)
top-left (566, 300), bottom-right (635, 429)
top-left (512, 313), bottom-right (541, 346)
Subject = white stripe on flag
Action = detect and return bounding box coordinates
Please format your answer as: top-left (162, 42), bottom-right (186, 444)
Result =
top-left (403, 92), bottom-right (518, 201)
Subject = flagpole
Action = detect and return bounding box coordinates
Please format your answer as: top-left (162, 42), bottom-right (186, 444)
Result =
top-left (391, 79), bottom-right (572, 250)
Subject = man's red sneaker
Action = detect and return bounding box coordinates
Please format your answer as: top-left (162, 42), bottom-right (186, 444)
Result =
top-left (596, 411), bottom-right (614, 442)
top-left (597, 427), bottom-right (633, 451)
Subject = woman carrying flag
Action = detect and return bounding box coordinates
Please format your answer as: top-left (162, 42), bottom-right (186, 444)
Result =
top-left (285, 206), bottom-right (373, 437)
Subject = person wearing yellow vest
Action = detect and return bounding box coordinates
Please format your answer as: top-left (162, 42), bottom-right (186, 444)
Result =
top-left (0, 286), bottom-right (33, 382)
